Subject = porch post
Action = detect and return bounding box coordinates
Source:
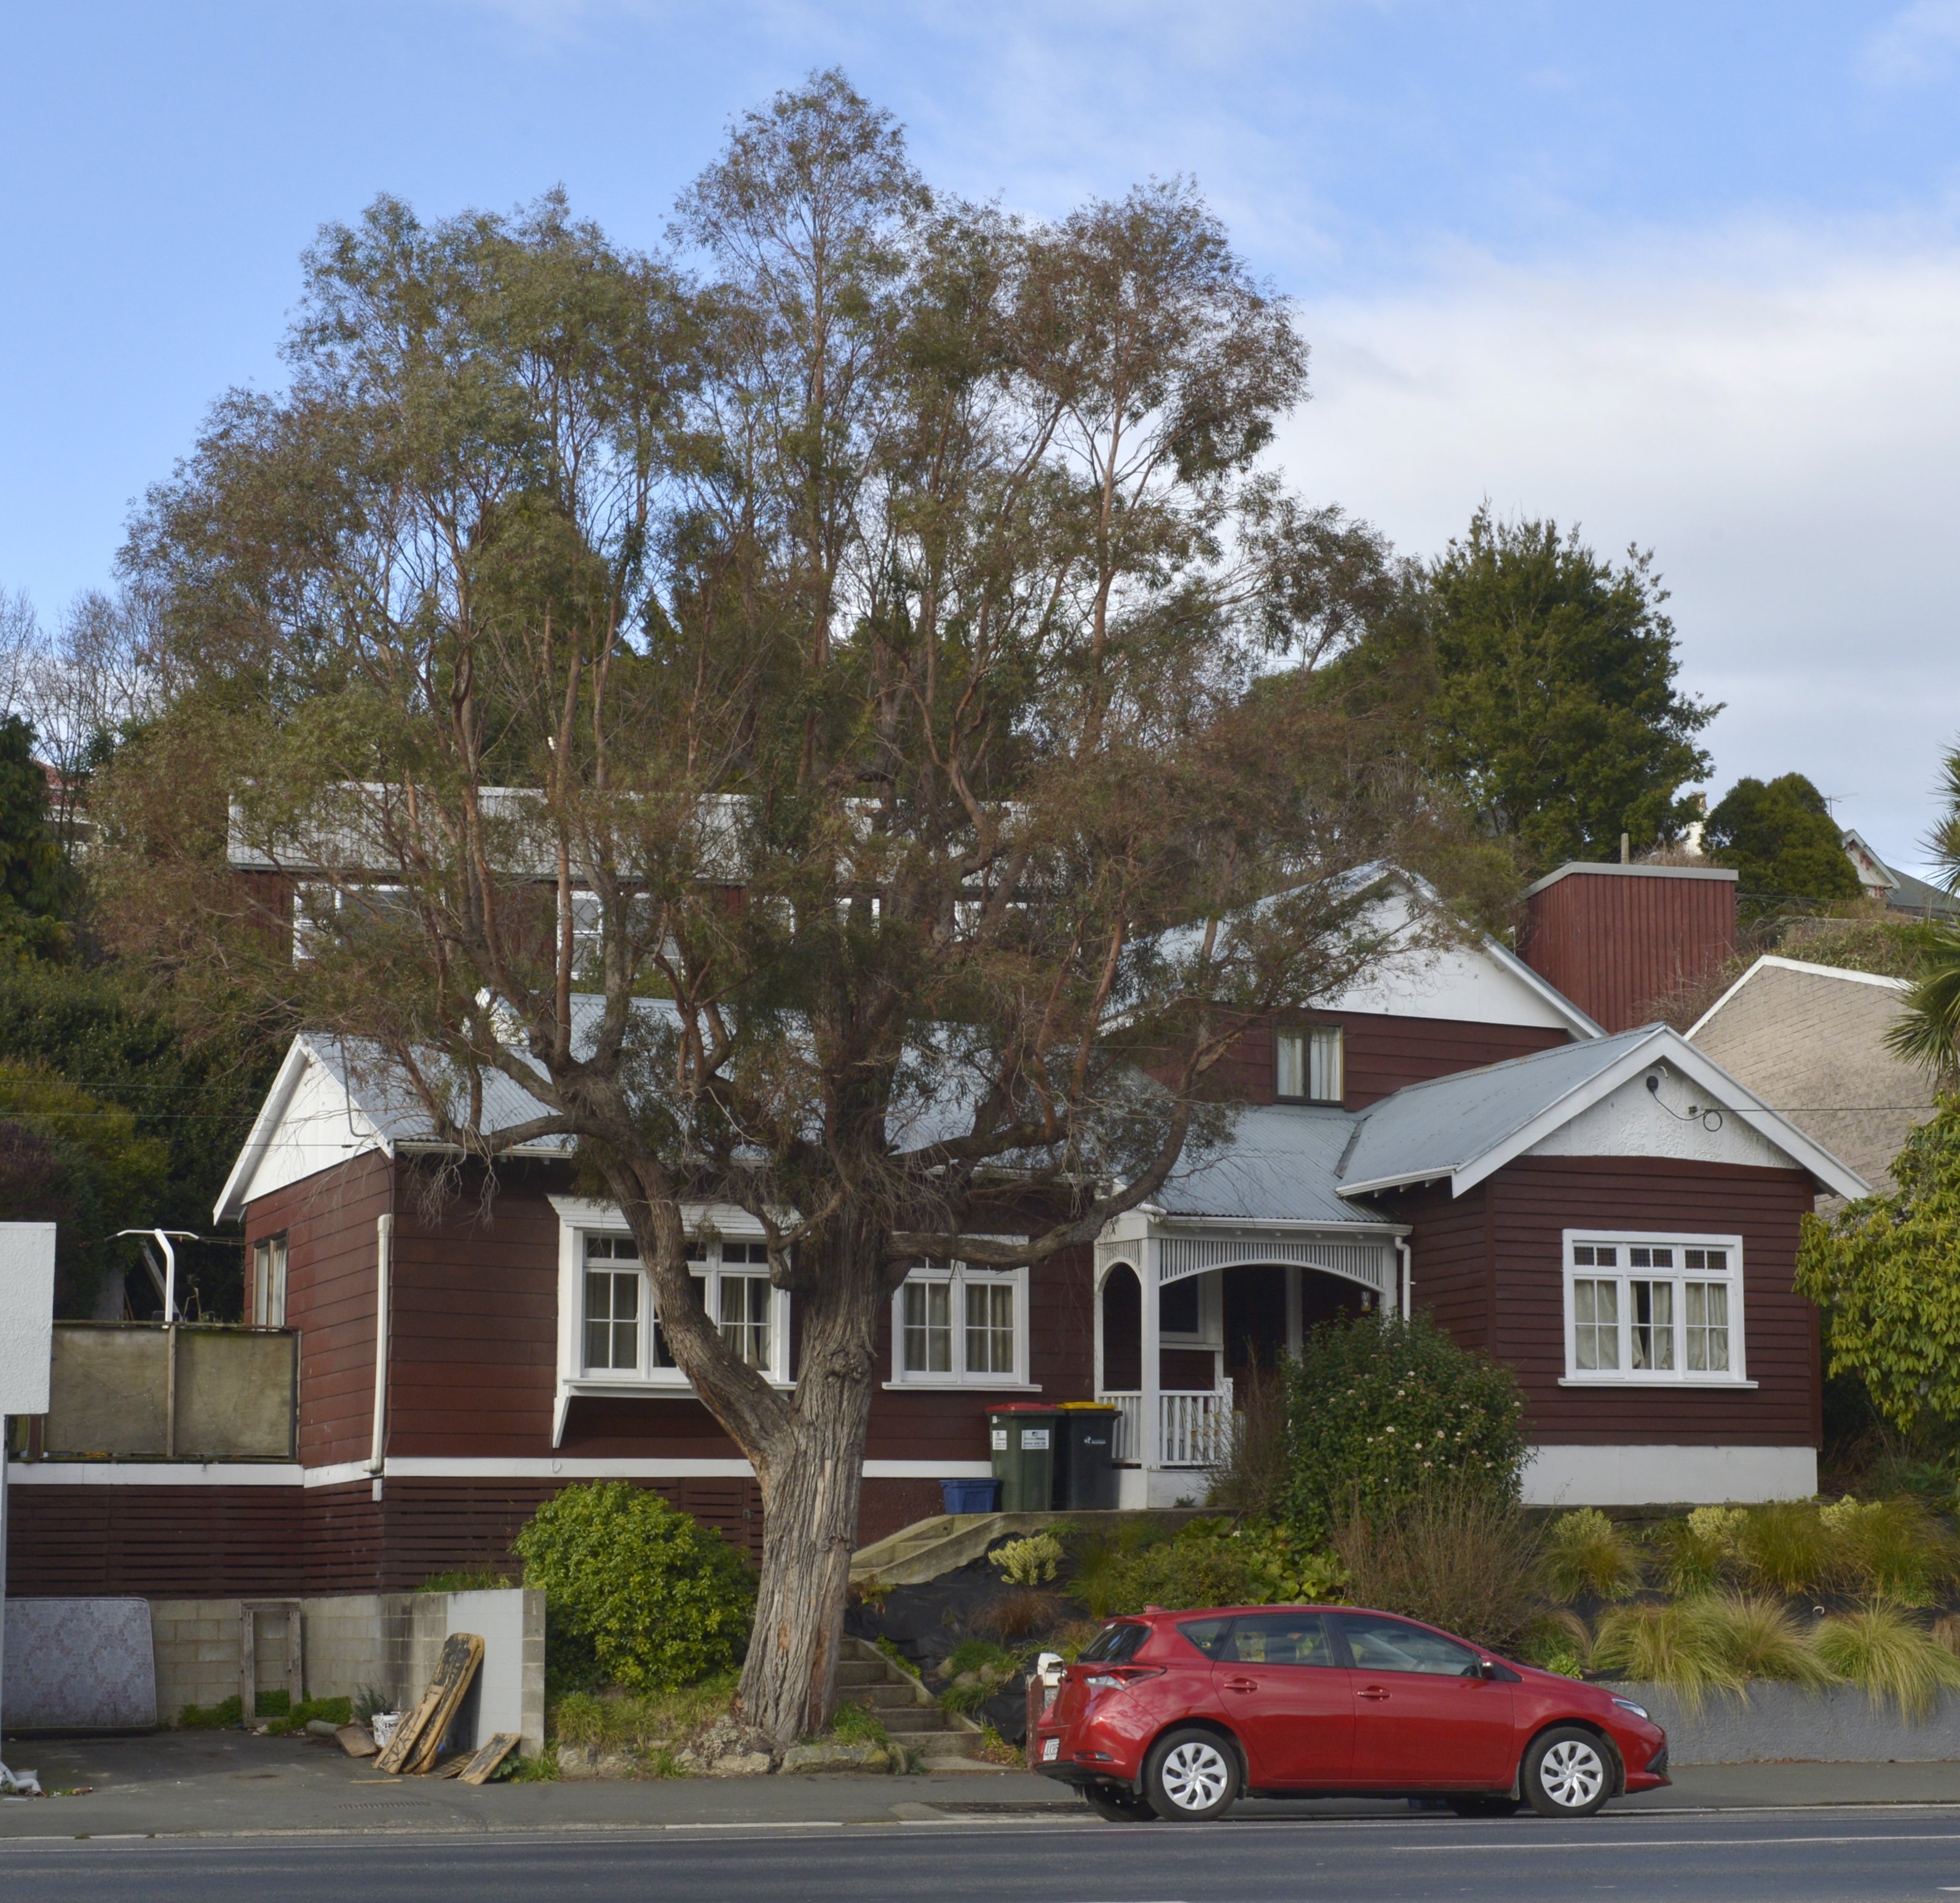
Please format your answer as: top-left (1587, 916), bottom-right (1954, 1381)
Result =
top-left (1140, 1232), bottom-right (1162, 1475)
top-left (1284, 1266), bottom-right (1302, 1360)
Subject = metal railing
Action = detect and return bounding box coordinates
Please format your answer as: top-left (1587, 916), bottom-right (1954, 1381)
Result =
top-left (1098, 1379), bottom-right (1235, 1468)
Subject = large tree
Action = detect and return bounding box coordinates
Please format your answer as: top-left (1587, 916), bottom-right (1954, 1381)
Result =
top-left (1702, 771), bottom-right (1863, 922)
top-left (1410, 509), bottom-right (1716, 873)
top-left (115, 75), bottom-right (1445, 1741)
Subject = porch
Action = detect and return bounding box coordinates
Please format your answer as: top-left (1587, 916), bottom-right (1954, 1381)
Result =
top-left (1092, 1212), bottom-right (1408, 1508)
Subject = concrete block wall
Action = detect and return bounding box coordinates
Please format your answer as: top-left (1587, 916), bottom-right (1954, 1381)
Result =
top-left (151, 1588), bottom-right (543, 1755)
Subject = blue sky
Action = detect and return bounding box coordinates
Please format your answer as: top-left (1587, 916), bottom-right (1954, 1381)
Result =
top-left (4, 2), bottom-right (1959, 866)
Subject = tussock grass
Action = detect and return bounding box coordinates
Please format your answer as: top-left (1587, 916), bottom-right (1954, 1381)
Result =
top-left (1704, 1596), bottom-right (1836, 1689)
top-left (1655, 1507), bottom-right (1744, 1596)
top-left (1525, 1607), bottom-right (1595, 1678)
top-left (1813, 1606), bottom-right (1960, 1719)
top-left (1592, 1599), bottom-right (1744, 1711)
top-left (1541, 1509), bottom-right (1643, 1602)
top-left (1737, 1502), bottom-right (1836, 1594)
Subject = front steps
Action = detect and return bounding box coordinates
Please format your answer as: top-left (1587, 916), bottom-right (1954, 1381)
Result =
top-left (834, 1637), bottom-right (1002, 1769)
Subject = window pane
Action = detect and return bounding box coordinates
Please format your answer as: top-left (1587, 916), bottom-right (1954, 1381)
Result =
top-left (1220, 1612), bottom-right (1336, 1667)
top-left (584, 1271), bottom-right (638, 1371)
top-left (1630, 1280), bottom-right (1674, 1371)
top-left (1160, 1277), bottom-right (1201, 1335)
top-left (965, 1279), bottom-right (1015, 1376)
top-left (719, 1275), bottom-right (771, 1369)
top-left (1574, 1279), bottom-right (1619, 1370)
top-left (1594, 1247), bottom-right (1617, 1267)
top-left (1309, 1026), bottom-right (1344, 1103)
top-left (1686, 1281), bottom-right (1730, 1372)
top-left (1630, 1247), bottom-right (1651, 1268)
top-left (1335, 1613), bottom-right (1480, 1677)
top-left (1573, 1245), bottom-right (1594, 1267)
top-left (1275, 1032), bottom-right (1305, 1100)
top-left (903, 1279), bottom-right (951, 1374)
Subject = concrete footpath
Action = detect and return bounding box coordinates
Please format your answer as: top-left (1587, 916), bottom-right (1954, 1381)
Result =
top-left (5, 1732), bottom-right (1960, 1840)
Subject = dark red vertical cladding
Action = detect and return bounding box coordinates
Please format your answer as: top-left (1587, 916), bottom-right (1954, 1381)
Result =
top-left (1520, 866), bottom-right (1736, 1033)
top-left (1391, 1156), bottom-right (1817, 1448)
top-left (1221, 1013), bottom-right (1573, 1108)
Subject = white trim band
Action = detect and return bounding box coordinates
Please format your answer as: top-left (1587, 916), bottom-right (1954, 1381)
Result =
top-left (1521, 1443), bottom-right (1817, 1507)
top-left (7, 1456), bottom-right (995, 1486)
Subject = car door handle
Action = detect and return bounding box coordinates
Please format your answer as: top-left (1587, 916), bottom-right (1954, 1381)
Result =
top-left (1223, 1677), bottom-right (1259, 1693)
top-left (1357, 1687), bottom-right (1390, 1701)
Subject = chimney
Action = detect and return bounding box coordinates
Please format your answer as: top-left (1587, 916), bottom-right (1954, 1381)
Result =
top-left (1520, 862), bottom-right (1737, 1033)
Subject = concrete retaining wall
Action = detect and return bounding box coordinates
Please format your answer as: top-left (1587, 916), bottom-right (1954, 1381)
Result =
top-left (73, 1588), bottom-right (543, 1755)
top-left (1616, 1680), bottom-right (1960, 1763)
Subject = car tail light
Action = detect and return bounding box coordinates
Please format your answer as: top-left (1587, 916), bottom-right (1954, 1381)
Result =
top-left (1080, 1666), bottom-right (1164, 1693)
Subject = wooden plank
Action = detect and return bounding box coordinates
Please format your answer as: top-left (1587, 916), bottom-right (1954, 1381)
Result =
top-left (458, 1733), bottom-right (521, 1784)
top-left (374, 1632), bottom-right (483, 1775)
top-left (404, 1631), bottom-right (486, 1775)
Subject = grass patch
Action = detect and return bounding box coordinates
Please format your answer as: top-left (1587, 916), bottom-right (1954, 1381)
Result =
top-left (1541, 1509), bottom-right (1643, 1602)
top-left (548, 1671), bottom-right (738, 1752)
top-left (873, 1636), bottom-right (923, 1679)
top-left (502, 1745), bottom-right (561, 1781)
top-left (266, 1695), bottom-right (354, 1736)
top-left (936, 1639), bottom-right (1021, 1715)
top-left (176, 1695), bottom-right (243, 1728)
top-left (828, 1699), bottom-right (890, 1746)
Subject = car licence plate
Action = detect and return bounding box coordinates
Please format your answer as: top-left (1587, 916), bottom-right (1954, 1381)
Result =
top-left (1041, 1738), bottom-right (1059, 1762)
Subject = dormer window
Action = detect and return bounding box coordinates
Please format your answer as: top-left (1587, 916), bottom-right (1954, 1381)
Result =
top-left (1276, 1025), bottom-right (1345, 1105)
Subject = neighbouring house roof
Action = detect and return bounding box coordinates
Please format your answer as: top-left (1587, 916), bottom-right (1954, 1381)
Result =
top-left (1330, 1022), bottom-right (1869, 1204)
top-left (1522, 861), bottom-right (1738, 897)
top-left (1686, 954), bottom-right (1934, 1199)
top-left (1841, 829), bottom-right (1960, 922)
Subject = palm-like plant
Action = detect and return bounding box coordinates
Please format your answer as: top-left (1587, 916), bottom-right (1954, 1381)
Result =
top-left (1887, 744), bottom-right (1960, 1076)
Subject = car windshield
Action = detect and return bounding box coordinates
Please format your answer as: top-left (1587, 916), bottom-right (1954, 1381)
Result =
top-left (1078, 1621), bottom-right (1148, 1664)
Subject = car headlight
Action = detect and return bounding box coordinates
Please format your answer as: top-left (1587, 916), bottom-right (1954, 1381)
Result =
top-left (1612, 1696), bottom-right (1650, 1720)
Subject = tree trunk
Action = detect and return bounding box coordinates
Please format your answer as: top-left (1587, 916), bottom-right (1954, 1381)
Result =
top-left (734, 1262), bottom-right (880, 1745)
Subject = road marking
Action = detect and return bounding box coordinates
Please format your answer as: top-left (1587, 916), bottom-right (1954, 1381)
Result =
top-left (1394, 1832), bottom-right (1960, 1853)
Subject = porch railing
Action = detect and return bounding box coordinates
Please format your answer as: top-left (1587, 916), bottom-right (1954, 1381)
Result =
top-left (1098, 1379), bottom-right (1235, 1468)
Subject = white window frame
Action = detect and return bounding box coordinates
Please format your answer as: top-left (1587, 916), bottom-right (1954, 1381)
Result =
top-left (1559, 1228), bottom-right (1752, 1388)
top-left (887, 1257), bottom-right (1034, 1390)
top-left (252, 1233), bottom-right (288, 1329)
top-left (293, 882), bottom-right (408, 962)
top-left (551, 1198), bottom-right (794, 1403)
top-left (1276, 1024), bottom-right (1345, 1106)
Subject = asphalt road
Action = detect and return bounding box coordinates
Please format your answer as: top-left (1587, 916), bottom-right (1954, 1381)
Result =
top-left (9, 1808), bottom-right (1960, 1902)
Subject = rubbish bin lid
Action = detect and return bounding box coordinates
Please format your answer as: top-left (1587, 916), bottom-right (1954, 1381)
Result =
top-left (1056, 1401), bottom-right (1118, 1412)
top-left (986, 1401), bottom-right (1062, 1414)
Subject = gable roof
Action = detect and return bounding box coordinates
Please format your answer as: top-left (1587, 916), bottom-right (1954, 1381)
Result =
top-left (1686, 954), bottom-right (1910, 1042)
top-left (1841, 829), bottom-right (1960, 921)
top-left (1331, 1022), bottom-right (1869, 1204)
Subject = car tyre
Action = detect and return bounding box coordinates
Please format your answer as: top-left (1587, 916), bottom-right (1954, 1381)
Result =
top-left (1142, 1728), bottom-right (1241, 1822)
top-left (1083, 1785), bottom-right (1160, 1823)
top-left (1445, 1793), bottom-right (1524, 1818)
top-left (1522, 1727), bottom-right (1614, 1818)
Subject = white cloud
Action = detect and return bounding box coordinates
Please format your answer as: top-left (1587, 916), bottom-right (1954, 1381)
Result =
top-left (1274, 226), bottom-right (1960, 873)
top-left (1863, 1), bottom-right (1960, 82)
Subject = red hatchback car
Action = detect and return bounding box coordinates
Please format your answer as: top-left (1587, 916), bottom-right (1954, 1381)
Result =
top-left (1029, 1604), bottom-right (1668, 1823)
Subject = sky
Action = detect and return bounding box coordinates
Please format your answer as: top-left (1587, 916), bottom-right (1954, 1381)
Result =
top-left (2, 1), bottom-right (1958, 870)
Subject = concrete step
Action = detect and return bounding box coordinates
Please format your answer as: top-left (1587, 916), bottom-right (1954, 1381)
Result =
top-left (835, 1660), bottom-right (887, 1687)
top-left (907, 1732), bottom-right (1010, 1765)
top-left (842, 1682), bottom-right (928, 1712)
top-left (878, 1706), bottom-right (957, 1735)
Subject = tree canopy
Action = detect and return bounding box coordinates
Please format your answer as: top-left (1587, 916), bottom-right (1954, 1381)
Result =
top-left (108, 72), bottom-right (1448, 1741)
top-left (0, 714), bottom-right (73, 956)
top-left (1370, 508), bottom-right (1717, 874)
top-left (1703, 771), bottom-right (1862, 921)
top-left (1797, 1098), bottom-right (1960, 1435)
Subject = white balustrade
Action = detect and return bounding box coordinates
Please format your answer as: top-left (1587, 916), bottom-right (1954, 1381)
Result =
top-left (1097, 1379), bottom-right (1235, 1468)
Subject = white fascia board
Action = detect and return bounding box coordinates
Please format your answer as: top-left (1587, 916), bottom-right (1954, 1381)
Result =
top-left (211, 1035), bottom-right (314, 1224)
top-left (1338, 1025), bottom-right (1870, 1205)
top-left (1522, 861), bottom-right (1739, 897)
top-left (1686, 954), bottom-right (1912, 1042)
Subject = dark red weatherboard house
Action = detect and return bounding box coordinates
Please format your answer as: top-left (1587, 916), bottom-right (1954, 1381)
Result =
top-left (6, 869), bottom-right (1866, 1598)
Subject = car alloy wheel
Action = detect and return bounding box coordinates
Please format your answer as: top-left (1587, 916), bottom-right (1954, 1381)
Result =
top-left (1523, 1727), bottom-right (1613, 1818)
top-left (1144, 1729), bottom-right (1240, 1822)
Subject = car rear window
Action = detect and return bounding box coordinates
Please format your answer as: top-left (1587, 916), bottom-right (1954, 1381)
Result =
top-left (1176, 1617), bottom-right (1234, 1659)
top-left (1078, 1621), bottom-right (1148, 1664)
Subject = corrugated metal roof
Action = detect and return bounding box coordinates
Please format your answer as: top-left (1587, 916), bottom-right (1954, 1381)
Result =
top-left (1153, 1106), bottom-right (1373, 1226)
top-left (1335, 1026), bottom-right (1658, 1193)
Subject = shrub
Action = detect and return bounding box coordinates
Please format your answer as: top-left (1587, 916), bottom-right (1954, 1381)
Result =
top-left (1704, 1596), bottom-right (1835, 1689)
top-left (1332, 1487), bottom-right (1540, 1656)
top-left (1078, 1518), bottom-right (1343, 1618)
top-left (1819, 1496), bottom-right (1953, 1604)
top-left (514, 1482), bottom-right (755, 1693)
top-left (1280, 1313), bottom-right (1526, 1543)
top-left (1656, 1507), bottom-right (1743, 1595)
top-left (1814, 1605), bottom-right (1960, 1719)
top-left (1524, 1609), bottom-right (1594, 1678)
top-left (1593, 1599), bottom-right (1744, 1711)
top-left (974, 1588), bottom-right (1066, 1641)
top-left (989, 1534), bottom-right (1064, 1586)
top-left (1206, 1363), bottom-right (1292, 1521)
top-left (548, 1672), bottom-right (738, 1751)
top-left (1541, 1509), bottom-right (1643, 1602)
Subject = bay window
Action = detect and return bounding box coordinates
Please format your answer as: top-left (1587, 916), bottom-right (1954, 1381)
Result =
top-left (1562, 1232), bottom-right (1745, 1384)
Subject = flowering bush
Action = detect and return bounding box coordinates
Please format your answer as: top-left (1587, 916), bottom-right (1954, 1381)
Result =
top-left (1279, 1312), bottom-right (1526, 1543)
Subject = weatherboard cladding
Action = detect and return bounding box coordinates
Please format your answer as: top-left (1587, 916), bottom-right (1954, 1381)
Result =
top-left (1523, 865), bottom-right (1737, 1034)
